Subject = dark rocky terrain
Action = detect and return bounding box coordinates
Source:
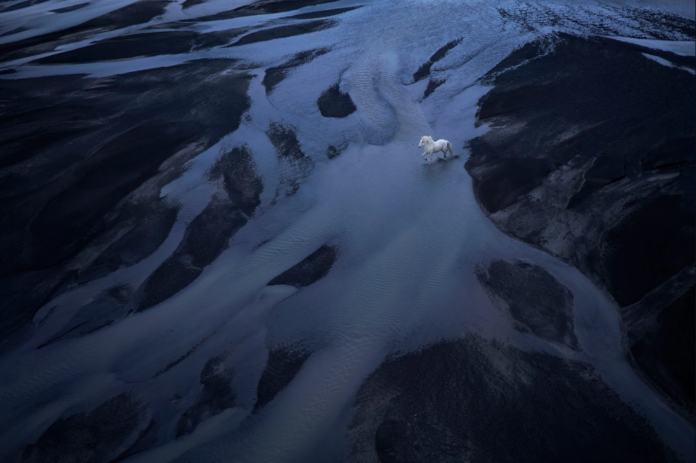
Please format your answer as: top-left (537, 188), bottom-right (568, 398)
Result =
top-left (262, 48), bottom-right (330, 95)
top-left (0, 57), bottom-right (252, 353)
top-left (268, 244), bottom-right (338, 287)
top-left (22, 393), bottom-right (150, 463)
top-left (477, 259), bottom-right (578, 349)
top-left (254, 347), bottom-right (311, 410)
top-left (176, 354), bottom-right (237, 437)
top-left (317, 83), bottom-right (357, 118)
top-left (0, 0), bottom-right (172, 62)
top-left (465, 32), bottom-right (695, 418)
top-left (349, 335), bottom-right (678, 463)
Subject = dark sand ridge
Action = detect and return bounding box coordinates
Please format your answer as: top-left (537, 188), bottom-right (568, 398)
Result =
top-left (477, 259), bottom-right (578, 350)
top-left (350, 334), bottom-right (677, 463)
top-left (0, 0), bottom-right (172, 62)
top-left (317, 83), bottom-right (357, 118)
top-left (465, 33), bottom-right (695, 418)
top-left (262, 48), bottom-right (330, 95)
top-left (0, 0), bottom-right (360, 64)
top-left (33, 30), bottom-right (244, 64)
top-left (181, 0), bottom-right (342, 22)
top-left (227, 19), bottom-right (337, 48)
top-left (29, 20), bottom-right (338, 65)
top-left (0, 58), bottom-right (252, 353)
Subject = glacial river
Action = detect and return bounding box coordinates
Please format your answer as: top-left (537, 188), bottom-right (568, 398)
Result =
top-left (0, 0), bottom-right (693, 461)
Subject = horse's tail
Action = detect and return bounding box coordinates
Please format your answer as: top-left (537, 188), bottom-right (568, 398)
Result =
top-left (448, 142), bottom-right (454, 156)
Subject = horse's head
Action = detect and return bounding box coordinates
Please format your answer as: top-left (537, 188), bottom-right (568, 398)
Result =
top-left (418, 136), bottom-right (429, 148)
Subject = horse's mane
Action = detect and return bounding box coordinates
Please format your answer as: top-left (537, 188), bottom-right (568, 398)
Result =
top-left (421, 135), bottom-right (433, 142)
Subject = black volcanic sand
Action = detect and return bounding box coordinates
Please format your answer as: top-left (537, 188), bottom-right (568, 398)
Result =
top-left (288, 6), bottom-right (362, 20)
top-left (498, 5), bottom-right (696, 41)
top-left (35, 30), bottom-right (243, 64)
top-left (412, 38), bottom-right (461, 101)
top-left (135, 146), bottom-right (263, 313)
top-left (422, 78), bottom-right (445, 99)
top-left (255, 348), bottom-right (311, 410)
top-left (6, 0), bottom-right (351, 59)
top-left (113, 419), bottom-right (159, 462)
top-left (0, 0), bottom-right (171, 62)
top-left (22, 393), bottom-right (150, 463)
top-left (0, 0), bottom-right (51, 13)
top-left (267, 122), bottom-right (307, 162)
top-left (134, 196), bottom-right (245, 312)
top-left (38, 285), bottom-right (133, 348)
top-left (0, 59), bottom-right (251, 353)
top-left (177, 354), bottom-right (237, 437)
top-left (51, 3), bottom-right (90, 14)
top-left (262, 48), bottom-right (330, 95)
top-left (349, 335), bottom-right (678, 463)
top-left (317, 83), bottom-right (357, 118)
top-left (227, 20), bottom-right (336, 47)
top-left (464, 33), bottom-right (695, 416)
top-left (78, 203), bottom-right (179, 284)
top-left (622, 265), bottom-right (696, 414)
top-left (189, 0), bottom-right (341, 23)
top-left (181, 0), bottom-right (206, 9)
top-left (268, 244), bottom-right (338, 287)
top-left (412, 38), bottom-right (462, 83)
top-left (326, 143), bottom-right (346, 159)
top-left (266, 122), bottom-right (314, 200)
top-left (477, 259), bottom-right (577, 349)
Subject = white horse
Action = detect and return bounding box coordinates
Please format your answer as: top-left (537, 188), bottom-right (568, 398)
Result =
top-left (419, 136), bottom-right (454, 164)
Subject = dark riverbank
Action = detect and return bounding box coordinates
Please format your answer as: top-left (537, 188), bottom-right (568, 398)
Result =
top-left (465, 32), bottom-right (695, 420)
